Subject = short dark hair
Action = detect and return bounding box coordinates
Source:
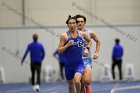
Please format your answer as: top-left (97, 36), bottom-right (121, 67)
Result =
top-left (75, 14), bottom-right (86, 23)
top-left (33, 33), bottom-right (38, 41)
top-left (66, 15), bottom-right (76, 24)
top-left (115, 38), bottom-right (120, 44)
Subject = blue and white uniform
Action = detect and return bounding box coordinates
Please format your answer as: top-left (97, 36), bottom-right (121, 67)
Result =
top-left (64, 31), bottom-right (84, 80)
top-left (82, 29), bottom-right (92, 68)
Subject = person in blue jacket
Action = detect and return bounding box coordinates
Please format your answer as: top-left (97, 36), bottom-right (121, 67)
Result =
top-left (112, 38), bottom-right (123, 80)
top-left (21, 33), bottom-right (45, 91)
top-left (53, 49), bottom-right (65, 81)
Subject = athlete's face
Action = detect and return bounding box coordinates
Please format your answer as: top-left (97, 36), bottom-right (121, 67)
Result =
top-left (77, 18), bottom-right (85, 30)
top-left (68, 19), bottom-right (76, 32)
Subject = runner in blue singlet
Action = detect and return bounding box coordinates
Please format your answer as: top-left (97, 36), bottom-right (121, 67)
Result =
top-left (58, 15), bottom-right (92, 93)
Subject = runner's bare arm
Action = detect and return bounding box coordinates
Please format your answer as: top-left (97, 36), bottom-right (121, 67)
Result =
top-left (89, 30), bottom-right (101, 59)
top-left (90, 31), bottom-right (100, 54)
top-left (58, 33), bottom-right (73, 53)
top-left (82, 32), bottom-right (92, 49)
